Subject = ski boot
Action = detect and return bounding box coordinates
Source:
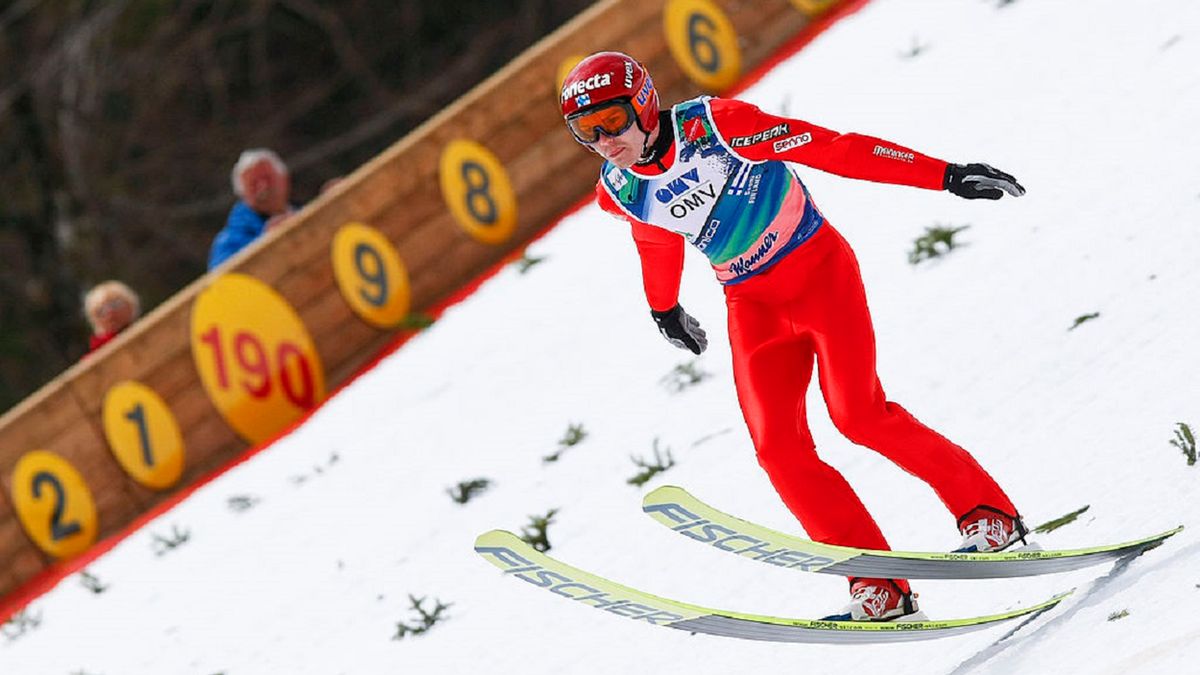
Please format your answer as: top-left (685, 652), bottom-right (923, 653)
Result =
top-left (822, 578), bottom-right (925, 622)
top-left (955, 505), bottom-right (1031, 553)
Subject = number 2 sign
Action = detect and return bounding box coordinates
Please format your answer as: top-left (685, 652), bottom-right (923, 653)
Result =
top-left (190, 274), bottom-right (326, 445)
top-left (10, 450), bottom-right (98, 559)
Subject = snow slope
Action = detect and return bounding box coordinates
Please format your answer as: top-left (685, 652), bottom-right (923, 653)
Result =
top-left (4, 0), bottom-right (1200, 673)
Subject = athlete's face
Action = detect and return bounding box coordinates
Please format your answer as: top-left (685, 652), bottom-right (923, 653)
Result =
top-left (592, 125), bottom-right (651, 169)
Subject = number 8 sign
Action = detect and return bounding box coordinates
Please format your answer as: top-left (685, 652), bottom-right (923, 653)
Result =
top-left (191, 274), bottom-right (326, 445)
top-left (439, 139), bottom-right (518, 245)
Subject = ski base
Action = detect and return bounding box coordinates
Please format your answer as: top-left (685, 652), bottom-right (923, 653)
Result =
top-left (474, 529), bottom-right (1071, 644)
top-left (643, 485), bottom-right (1183, 579)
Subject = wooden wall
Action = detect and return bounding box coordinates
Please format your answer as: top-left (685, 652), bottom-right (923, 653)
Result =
top-left (0, 0), bottom-right (843, 602)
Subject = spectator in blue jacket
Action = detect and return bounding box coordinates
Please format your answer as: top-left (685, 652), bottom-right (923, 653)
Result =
top-left (208, 149), bottom-right (294, 270)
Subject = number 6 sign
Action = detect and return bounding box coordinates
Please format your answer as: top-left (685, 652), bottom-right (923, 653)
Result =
top-left (190, 274), bottom-right (326, 444)
top-left (664, 0), bottom-right (742, 92)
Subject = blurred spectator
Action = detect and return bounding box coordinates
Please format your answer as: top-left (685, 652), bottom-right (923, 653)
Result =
top-left (83, 281), bottom-right (141, 355)
top-left (207, 149), bottom-right (294, 270)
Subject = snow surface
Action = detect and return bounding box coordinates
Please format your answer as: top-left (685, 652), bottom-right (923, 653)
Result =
top-left (5, 0), bottom-right (1200, 673)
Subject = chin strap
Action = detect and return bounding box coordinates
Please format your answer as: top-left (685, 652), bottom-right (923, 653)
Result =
top-left (637, 136), bottom-right (653, 164)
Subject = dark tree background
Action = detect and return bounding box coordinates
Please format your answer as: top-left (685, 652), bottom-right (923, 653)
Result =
top-left (0, 0), bottom-right (593, 411)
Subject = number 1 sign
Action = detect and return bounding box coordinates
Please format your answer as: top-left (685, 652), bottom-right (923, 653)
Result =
top-left (101, 381), bottom-right (185, 490)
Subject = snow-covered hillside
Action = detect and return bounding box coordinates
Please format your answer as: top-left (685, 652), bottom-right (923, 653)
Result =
top-left (4, 0), bottom-right (1200, 673)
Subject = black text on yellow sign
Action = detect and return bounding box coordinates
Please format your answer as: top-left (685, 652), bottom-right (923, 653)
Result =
top-left (664, 0), bottom-right (742, 92)
top-left (102, 381), bottom-right (186, 490)
top-left (332, 222), bottom-right (412, 328)
top-left (439, 139), bottom-right (518, 245)
top-left (10, 451), bottom-right (99, 559)
top-left (190, 274), bottom-right (326, 445)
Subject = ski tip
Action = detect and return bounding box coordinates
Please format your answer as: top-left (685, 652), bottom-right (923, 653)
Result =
top-left (474, 529), bottom-right (520, 550)
top-left (642, 484), bottom-right (688, 507)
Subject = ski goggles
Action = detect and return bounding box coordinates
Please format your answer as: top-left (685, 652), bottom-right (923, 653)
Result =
top-left (566, 99), bottom-right (638, 144)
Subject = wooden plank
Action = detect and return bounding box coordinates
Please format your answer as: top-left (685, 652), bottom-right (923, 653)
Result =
top-left (0, 481), bottom-right (50, 594)
top-left (0, 514), bottom-right (48, 597)
top-left (0, 381), bottom-right (88, 471)
top-left (137, 349), bottom-right (200, 403)
top-left (176, 414), bottom-right (242, 480)
top-left (313, 315), bottom-right (390, 384)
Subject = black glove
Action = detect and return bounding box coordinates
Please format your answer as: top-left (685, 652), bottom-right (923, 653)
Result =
top-left (651, 304), bottom-right (708, 355)
top-left (944, 163), bottom-right (1026, 200)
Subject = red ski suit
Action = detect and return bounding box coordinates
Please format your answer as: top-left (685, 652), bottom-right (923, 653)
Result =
top-left (596, 99), bottom-right (1017, 587)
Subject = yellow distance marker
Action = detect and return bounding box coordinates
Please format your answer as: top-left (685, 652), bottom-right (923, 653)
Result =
top-left (557, 54), bottom-right (586, 94)
top-left (190, 273), bottom-right (326, 445)
top-left (663, 0), bottom-right (742, 92)
top-left (438, 139), bottom-right (518, 245)
top-left (11, 451), bottom-right (98, 559)
top-left (331, 222), bottom-right (412, 328)
top-left (102, 381), bottom-right (185, 490)
top-left (789, 0), bottom-right (840, 18)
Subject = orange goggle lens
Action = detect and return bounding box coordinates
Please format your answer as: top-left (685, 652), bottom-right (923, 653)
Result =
top-left (567, 101), bottom-right (637, 144)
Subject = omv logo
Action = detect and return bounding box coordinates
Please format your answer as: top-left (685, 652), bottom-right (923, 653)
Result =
top-left (654, 168), bottom-right (701, 204)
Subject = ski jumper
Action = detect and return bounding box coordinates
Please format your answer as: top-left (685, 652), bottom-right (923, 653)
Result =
top-left (596, 97), bottom-right (1018, 587)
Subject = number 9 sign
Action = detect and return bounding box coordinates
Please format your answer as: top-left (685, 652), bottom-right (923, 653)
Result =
top-left (331, 222), bottom-right (412, 328)
top-left (190, 273), bottom-right (326, 445)
top-left (663, 0), bottom-right (742, 92)
top-left (439, 139), bottom-right (518, 245)
top-left (10, 451), bottom-right (98, 559)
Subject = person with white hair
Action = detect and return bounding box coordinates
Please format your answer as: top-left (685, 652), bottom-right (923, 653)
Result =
top-left (83, 281), bottom-right (141, 355)
top-left (207, 148), bottom-right (294, 270)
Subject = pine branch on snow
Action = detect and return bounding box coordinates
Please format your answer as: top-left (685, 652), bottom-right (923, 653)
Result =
top-left (79, 570), bottom-right (109, 595)
top-left (520, 509), bottom-right (559, 552)
top-left (227, 494), bottom-right (261, 512)
top-left (1170, 422), bottom-right (1196, 466)
top-left (514, 251), bottom-right (547, 274)
top-left (544, 423), bottom-right (588, 463)
top-left (1033, 505), bottom-right (1090, 534)
top-left (628, 439), bottom-right (676, 487)
top-left (908, 224), bottom-right (970, 265)
top-left (393, 594), bottom-right (453, 640)
top-left (898, 36), bottom-right (929, 60)
top-left (660, 361), bottom-right (710, 394)
top-left (2, 608), bottom-right (41, 642)
top-left (447, 478), bottom-right (492, 504)
top-left (151, 525), bottom-right (191, 556)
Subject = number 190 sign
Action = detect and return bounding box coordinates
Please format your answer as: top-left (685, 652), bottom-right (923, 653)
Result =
top-left (190, 274), bottom-right (326, 445)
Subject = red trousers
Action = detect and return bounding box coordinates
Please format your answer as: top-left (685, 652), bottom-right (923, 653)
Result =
top-left (724, 223), bottom-right (1015, 586)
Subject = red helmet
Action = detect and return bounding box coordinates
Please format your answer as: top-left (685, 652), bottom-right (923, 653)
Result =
top-left (560, 52), bottom-right (659, 143)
